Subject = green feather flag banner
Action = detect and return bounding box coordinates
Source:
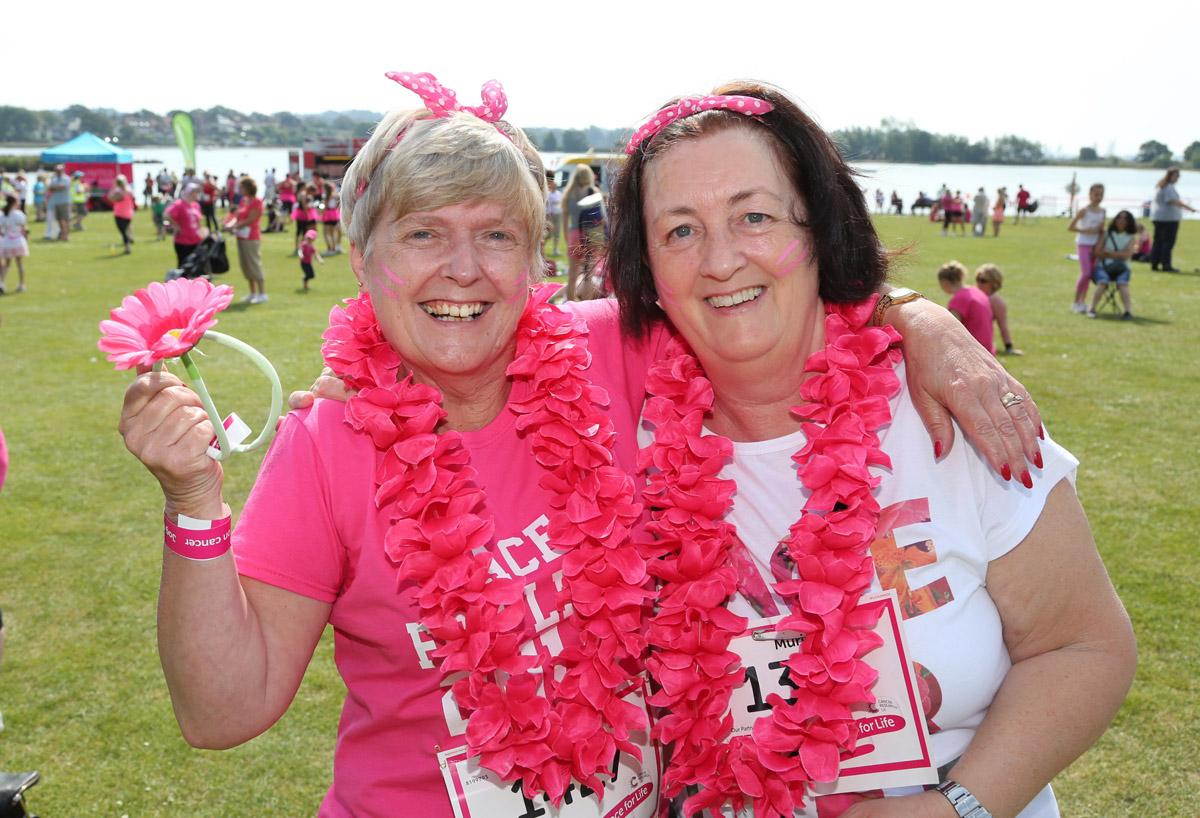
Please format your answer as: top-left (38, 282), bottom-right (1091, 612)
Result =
top-left (171, 112), bottom-right (196, 170)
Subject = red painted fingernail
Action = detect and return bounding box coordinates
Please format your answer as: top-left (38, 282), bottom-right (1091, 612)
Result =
top-left (1038, 425), bottom-right (1045, 440)
top-left (1034, 451), bottom-right (1044, 470)
top-left (1021, 470), bottom-right (1033, 489)
top-left (933, 440), bottom-right (942, 459)
top-left (1001, 463), bottom-right (1012, 481)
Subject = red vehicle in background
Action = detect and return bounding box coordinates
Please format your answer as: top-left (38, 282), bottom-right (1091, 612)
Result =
top-left (287, 137), bottom-right (368, 183)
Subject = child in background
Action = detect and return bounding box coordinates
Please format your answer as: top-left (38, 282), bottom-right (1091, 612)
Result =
top-left (1067, 183), bottom-right (1106, 313)
top-left (937, 259), bottom-right (995, 354)
top-left (299, 228), bottom-right (322, 291)
top-left (1131, 223), bottom-right (1152, 262)
top-left (151, 195), bottom-right (167, 241)
top-left (975, 264), bottom-right (1022, 355)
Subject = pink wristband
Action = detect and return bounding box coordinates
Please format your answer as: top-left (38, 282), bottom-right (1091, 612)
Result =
top-left (164, 512), bottom-right (232, 561)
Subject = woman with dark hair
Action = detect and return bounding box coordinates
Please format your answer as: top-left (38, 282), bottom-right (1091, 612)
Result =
top-left (0, 194), bottom-right (29, 293)
top-left (1149, 166), bottom-right (1196, 272)
top-left (608, 80), bottom-right (1134, 818)
top-left (292, 184), bottom-right (319, 255)
top-left (1088, 209), bottom-right (1138, 319)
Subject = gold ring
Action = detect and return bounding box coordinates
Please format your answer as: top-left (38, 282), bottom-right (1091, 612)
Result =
top-left (1001, 391), bottom-right (1024, 409)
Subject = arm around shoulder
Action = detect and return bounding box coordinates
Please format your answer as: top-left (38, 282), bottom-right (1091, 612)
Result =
top-left (882, 295), bottom-right (1042, 476)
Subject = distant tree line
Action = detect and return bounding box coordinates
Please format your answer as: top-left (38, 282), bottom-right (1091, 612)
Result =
top-left (0, 104), bottom-right (379, 147)
top-left (3, 104), bottom-right (1196, 169)
top-left (831, 118), bottom-right (1199, 169)
top-left (523, 127), bottom-right (629, 154)
top-left (833, 118), bottom-right (1045, 164)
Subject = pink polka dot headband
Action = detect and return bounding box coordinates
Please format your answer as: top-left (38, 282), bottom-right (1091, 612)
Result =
top-left (385, 70), bottom-right (509, 126)
top-left (355, 71), bottom-right (512, 198)
top-left (625, 94), bottom-right (775, 155)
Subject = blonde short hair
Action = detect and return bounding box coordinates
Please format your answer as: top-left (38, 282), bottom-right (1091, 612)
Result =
top-left (975, 263), bottom-right (1003, 290)
top-left (937, 260), bottom-right (968, 285)
top-left (341, 109), bottom-right (547, 264)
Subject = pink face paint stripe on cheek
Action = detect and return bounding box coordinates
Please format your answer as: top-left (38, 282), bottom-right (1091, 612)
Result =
top-left (775, 239), bottom-right (801, 267)
top-left (380, 262), bottom-right (406, 287)
top-left (506, 268), bottom-right (531, 303)
top-left (773, 238), bottom-right (811, 278)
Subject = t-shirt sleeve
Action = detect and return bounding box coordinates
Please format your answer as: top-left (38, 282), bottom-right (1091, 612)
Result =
top-left (964, 425), bottom-right (1080, 563)
top-left (233, 410), bottom-right (345, 603)
top-left (947, 289), bottom-right (969, 316)
top-left (566, 299), bottom-right (674, 416)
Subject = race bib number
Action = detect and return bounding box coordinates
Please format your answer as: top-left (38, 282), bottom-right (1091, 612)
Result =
top-left (728, 590), bottom-right (937, 795)
top-left (438, 684), bottom-right (660, 818)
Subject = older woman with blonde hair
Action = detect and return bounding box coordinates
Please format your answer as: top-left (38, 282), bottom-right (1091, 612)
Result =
top-left (122, 72), bottom-right (1054, 818)
top-left (120, 72), bottom-right (671, 817)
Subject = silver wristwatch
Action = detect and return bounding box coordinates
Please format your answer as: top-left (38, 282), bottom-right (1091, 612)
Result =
top-left (935, 780), bottom-right (993, 818)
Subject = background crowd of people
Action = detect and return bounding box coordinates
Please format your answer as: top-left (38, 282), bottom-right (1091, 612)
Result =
top-left (0, 164), bottom-right (349, 301)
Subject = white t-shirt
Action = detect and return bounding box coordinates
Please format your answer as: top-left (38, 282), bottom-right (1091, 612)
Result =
top-left (547, 188), bottom-right (564, 217)
top-left (1075, 206), bottom-right (1106, 247)
top-left (641, 363), bottom-right (1077, 817)
top-left (0, 209), bottom-right (27, 242)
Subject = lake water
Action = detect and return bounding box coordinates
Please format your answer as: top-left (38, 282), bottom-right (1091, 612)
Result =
top-left (6, 144), bottom-right (1193, 219)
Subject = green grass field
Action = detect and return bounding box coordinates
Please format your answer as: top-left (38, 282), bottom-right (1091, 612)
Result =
top-left (0, 209), bottom-right (1196, 815)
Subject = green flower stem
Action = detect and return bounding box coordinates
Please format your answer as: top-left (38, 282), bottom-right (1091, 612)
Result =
top-left (177, 330), bottom-right (283, 462)
top-left (179, 350), bottom-right (231, 458)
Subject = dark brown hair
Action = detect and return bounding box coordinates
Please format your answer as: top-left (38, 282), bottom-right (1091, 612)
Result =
top-left (608, 80), bottom-right (889, 338)
top-left (1108, 209), bottom-right (1138, 235)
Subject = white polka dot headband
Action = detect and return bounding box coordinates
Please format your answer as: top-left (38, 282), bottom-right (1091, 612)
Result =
top-left (625, 95), bottom-right (775, 155)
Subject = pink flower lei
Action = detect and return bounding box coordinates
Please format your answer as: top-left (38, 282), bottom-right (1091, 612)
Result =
top-left (321, 286), bottom-right (655, 803)
top-left (640, 297), bottom-right (902, 817)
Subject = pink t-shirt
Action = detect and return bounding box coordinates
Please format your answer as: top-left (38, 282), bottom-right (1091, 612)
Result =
top-left (948, 286), bottom-right (995, 354)
top-left (233, 197), bottom-right (263, 241)
top-left (165, 198), bottom-right (203, 245)
top-left (110, 190), bottom-right (136, 219)
top-left (233, 299), bottom-right (668, 818)
top-left (299, 242), bottom-right (316, 263)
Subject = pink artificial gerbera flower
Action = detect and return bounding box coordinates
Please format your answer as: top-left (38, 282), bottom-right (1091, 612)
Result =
top-left (98, 279), bottom-right (234, 370)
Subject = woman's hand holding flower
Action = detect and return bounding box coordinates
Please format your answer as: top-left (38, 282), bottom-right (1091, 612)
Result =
top-left (119, 370), bottom-right (225, 519)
